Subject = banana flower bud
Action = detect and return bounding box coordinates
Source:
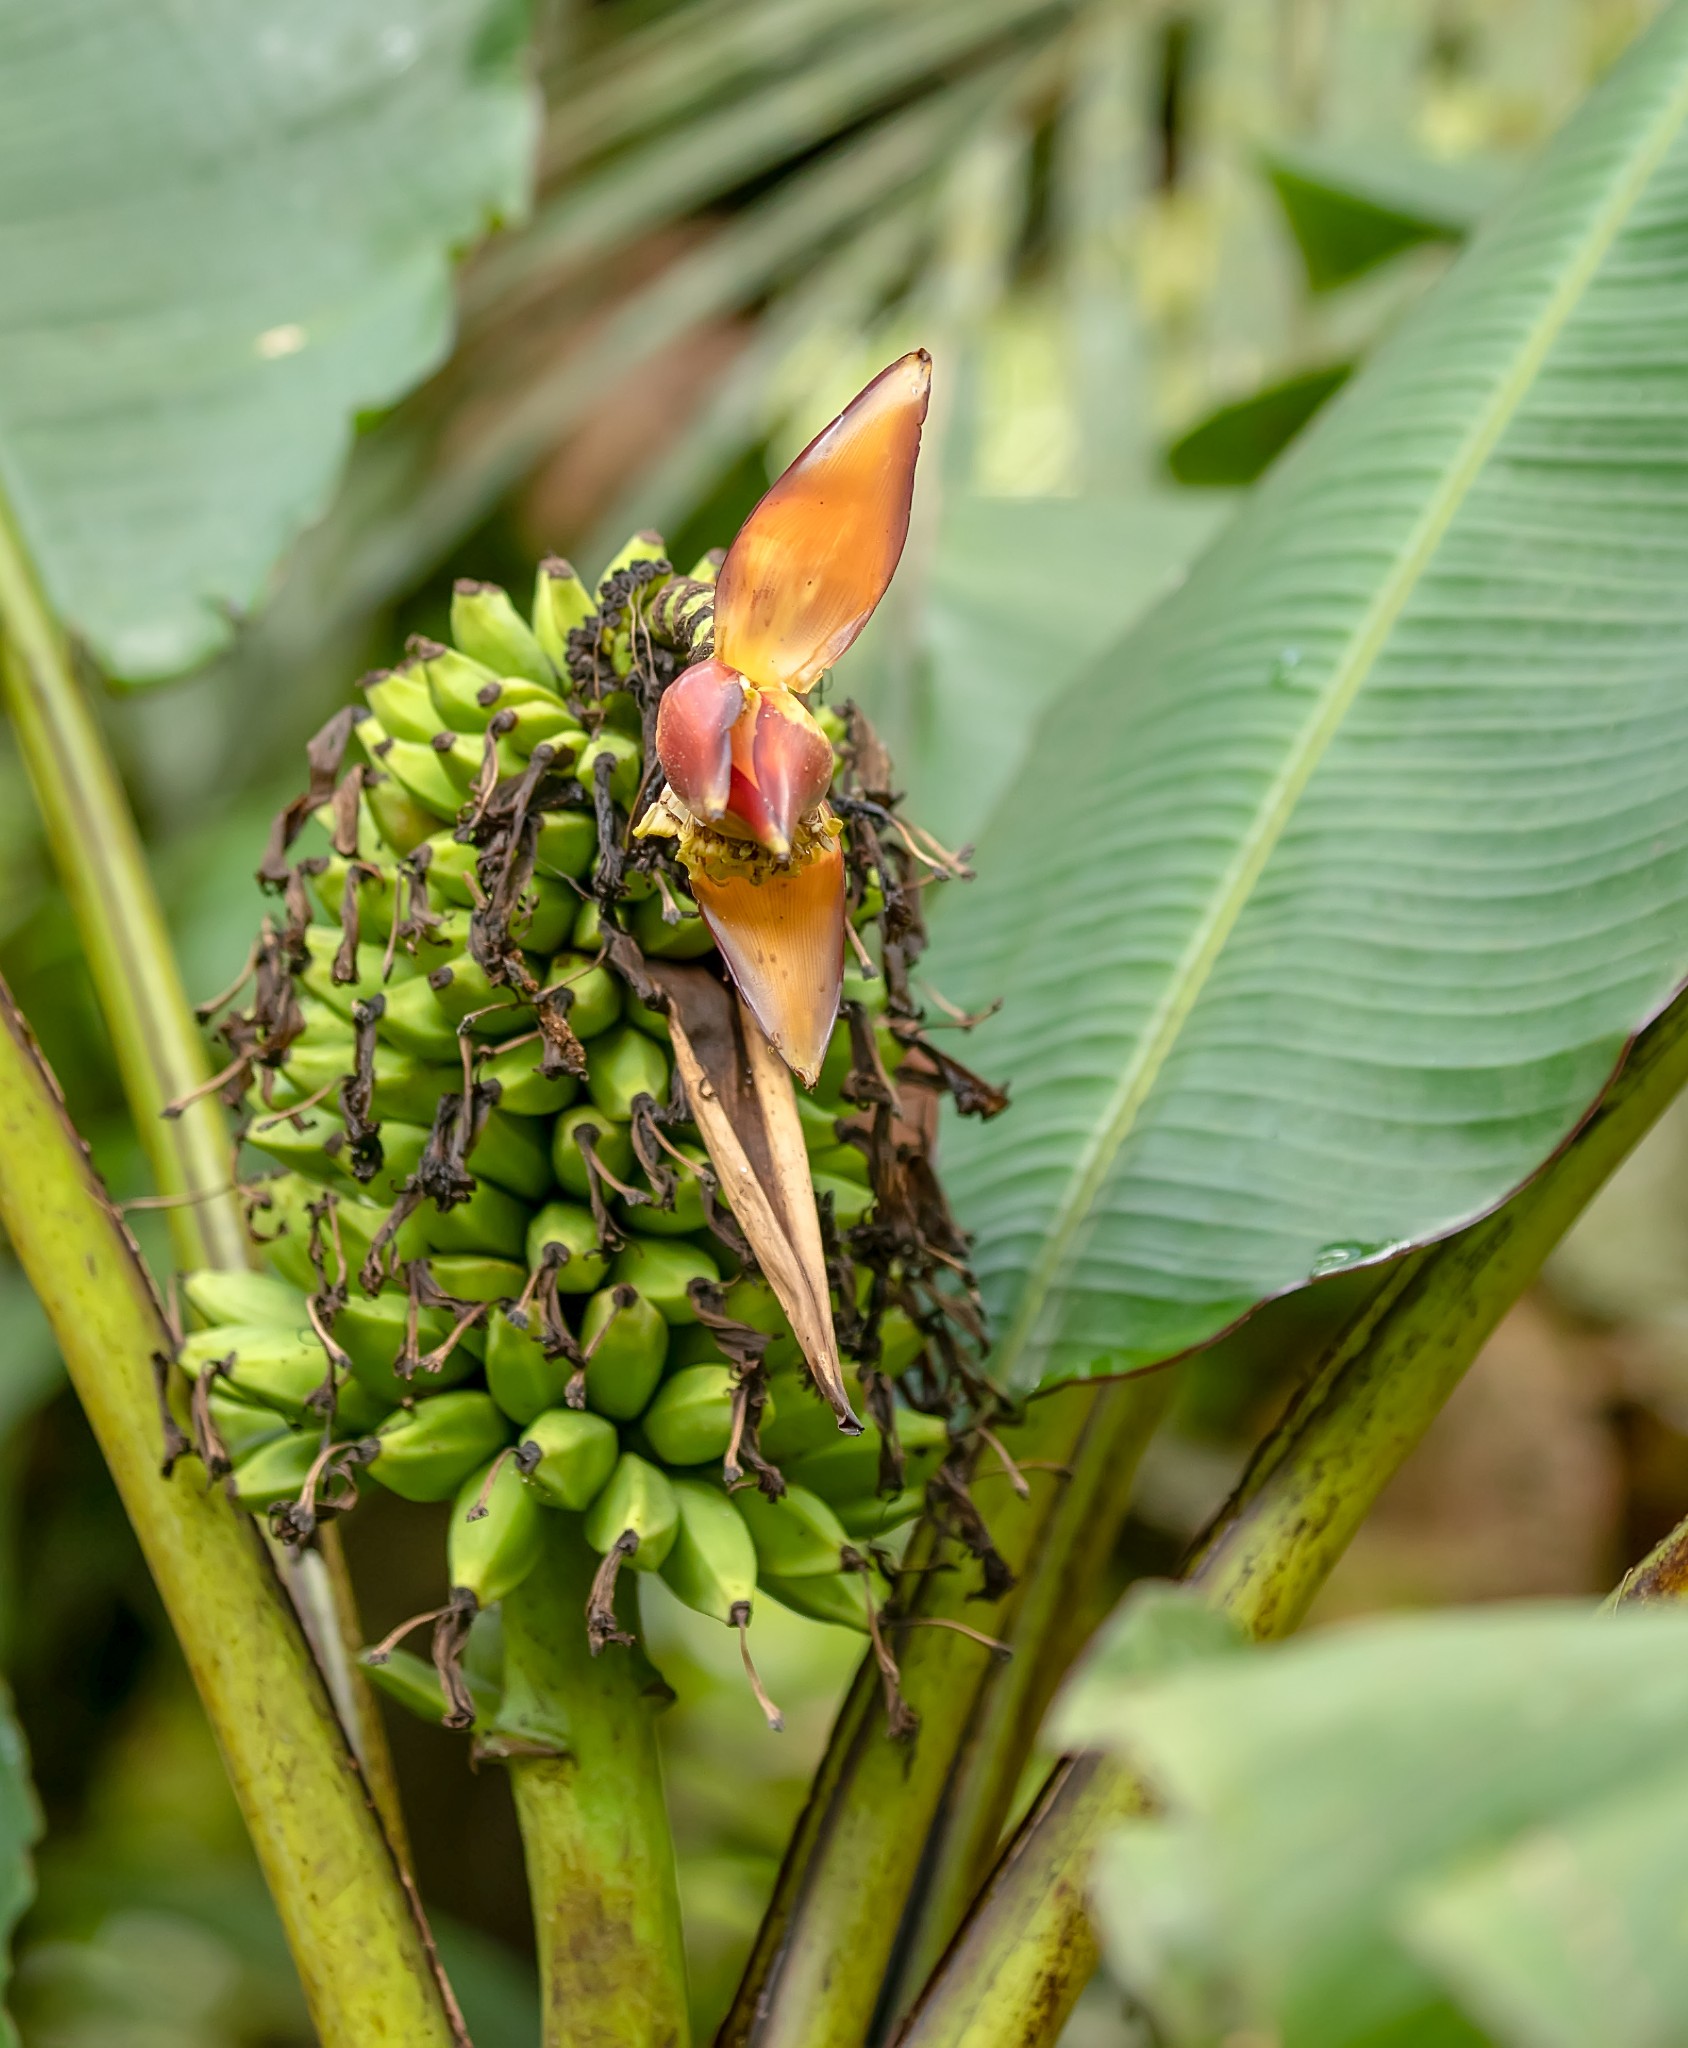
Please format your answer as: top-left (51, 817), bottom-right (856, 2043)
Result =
top-left (638, 349), bottom-right (930, 1084)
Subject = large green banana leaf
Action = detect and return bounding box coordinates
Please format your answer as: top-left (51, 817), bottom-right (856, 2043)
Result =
top-left (933, 3), bottom-right (1688, 1392)
top-left (0, 0), bottom-right (535, 683)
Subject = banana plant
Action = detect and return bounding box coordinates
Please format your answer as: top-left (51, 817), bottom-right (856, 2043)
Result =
top-left (7, 7), bottom-right (1688, 2048)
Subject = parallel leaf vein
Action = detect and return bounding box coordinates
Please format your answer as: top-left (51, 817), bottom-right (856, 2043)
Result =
top-left (996, 61), bottom-right (1688, 1384)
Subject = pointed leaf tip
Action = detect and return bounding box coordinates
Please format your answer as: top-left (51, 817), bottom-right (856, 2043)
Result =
top-left (715, 350), bottom-right (932, 692)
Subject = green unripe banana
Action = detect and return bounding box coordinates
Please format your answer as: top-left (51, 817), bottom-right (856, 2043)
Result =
top-left (841, 971), bottom-right (887, 1016)
top-left (469, 1108), bottom-right (555, 1203)
top-left (362, 664), bottom-right (440, 743)
top-left (576, 731), bottom-right (641, 809)
top-left (449, 580), bottom-right (554, 687)
top-left (811, 1172), bottom-right (872, 1228)
top-left (406, 1175), bottom-right (531, 1263)
top-left (504, 879), bottom-right (577, 957)
top-left (254, 1174), bottom-right (387, 1291)
top-left (485, 1309), bottom-right (573, 1424)
top-left (586, 1027), bottom-right (670, 1122)
top-left (532, 558), bottom-right (594, 674)
top-left (373, 977), bottom-right (464, 1061)
top-left (449, 1455), bottom-right (544, 1608)
top-left (274, 1039), bottom-right (459, 1130)
top-left (229, 1432), bottom-right (322, 1512)
top-left (584, 1452), bottom-right (678, 1571)
top-left (334, 1292), bottom-right (481, 1406)
top-left (760, 1569), bottom-right (872, 1633)
top-left (660, 1480), bottom-right (758, 1625)
top-left (181, 1269), bottom-right (305, 1330)
top-left (500, 698), bottom-right (586, 760)
top-left (366, 732), bottom-right (465, 820)
top-left (625, 992), bottom-right (671, 1044)
top-left (786, 1408), bottom-right (947, 1506)
top-left (369, 1391), bottom-right (510, 1502)
top-left (335, 1376), bottom-right (397, 1436)
top-left (521, 1407), bottom-right (619, 1510)
top-left (362, 1645), bottom-right (497, 1732)
top-left (641, 1365), bottom-right (771, 1467)
top-left (364, 772), bottom-right (440, 855)
top-left (876, 1307), bottom-right (926, 1376)
top-left (526, 1202), bottom-right (611, 1293)
top-left (808, 1143), bottom-right (869, 1188)
top-left (580, 1285), bottom-right (668, 1420)
top-left (543, 955), bottom-right (620, 1041)
top-left (479, 1040), bottom-right (579, 1118)
top-left (551, 1106), bottom-right (633, 1198)
top-left (178, 1324), bottom-right (331, 1422)
top-left (312, 854), bottom-right (397, 931)
top-left (666, 1324), bottom-right (728, 1368)
top-left (429, 1255), bottom-right (528, 1303)
top-left (207, 1386), bottom-right (293, 1463)
top-left (247, 1106), bottom-right (426, 1197)
top-left (759, 1373), bottom-right (861, 1463)
top-left (626, 1142), bottom-right (708, 1237)
top-left (535, 810), bottom-right (596, 881)
top-left (426, 955), bottom-right (528, 1037)
top-left (795, 1094), bottom-right (842, 1150)
top-left (721, 1275), bottom-right (801, 1372)
top-left (299, 928), bottom-right (418, 1017)
top-left (572, 899), bottom-right (603, 950)
top-left (418, 834), bottom-right (479, 906)
top-left (733, 1483), bottom-right (849, 1579)
top-left (429, 664), bottom-right (565, 739)
top-left (610, 1238), bottom-right (718, 1325)
top-left (417, 640), bottom-right (502, 723)
top-left (629, 887), bottom-right (714, 960)
top-left (601, 532), bottom-right (670, 582)
top-left (430, 725), bottom-right (524, 793)
top-left (836, 1489), bottom-right (928, 1539)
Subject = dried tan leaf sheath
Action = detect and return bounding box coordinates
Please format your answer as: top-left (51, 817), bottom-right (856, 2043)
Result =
top-left (655, 963), bottom-right (859, 1433)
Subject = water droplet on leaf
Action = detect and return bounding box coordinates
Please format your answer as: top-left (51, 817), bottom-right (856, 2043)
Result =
top-left (1308, 1239), bottom-right (1377, 1277)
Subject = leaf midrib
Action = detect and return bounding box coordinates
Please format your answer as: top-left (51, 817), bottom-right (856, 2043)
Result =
top-left (994, 53), bottom-right (1688, 1386)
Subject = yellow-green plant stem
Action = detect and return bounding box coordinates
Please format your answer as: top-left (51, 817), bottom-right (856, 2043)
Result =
top-left (1612, 1517), bottom-right (1688, 1605)
top-left (892, 986), bottom-right (1688, 2048)
top-left (0, 979), bottom-right (463, 2047)
top-left (0, 499), bottom-right (243, 1272)
top-left (0, 497), bottom-right (407, 1855)
top-left (720, 1375), bottom-right (1171, 2048)
top-left (887, 1372), bottom-right (1175, 2012)
top-left (501, 1515), bottom-right (690, 2048)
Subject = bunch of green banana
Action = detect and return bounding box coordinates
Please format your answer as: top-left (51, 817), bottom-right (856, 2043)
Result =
top-left (181, 531), bottom-right (991, 1732)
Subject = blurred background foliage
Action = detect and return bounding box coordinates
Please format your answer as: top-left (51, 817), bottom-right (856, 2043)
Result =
top-left (0, 1), bottom-right (1676, 2042)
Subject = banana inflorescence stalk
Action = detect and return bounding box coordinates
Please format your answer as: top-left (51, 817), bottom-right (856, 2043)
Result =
top-left (172, 356), bottom-right (1011, 1802)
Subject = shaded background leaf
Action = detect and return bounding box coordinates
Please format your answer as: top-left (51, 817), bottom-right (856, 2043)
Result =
top-left (0, 0), bottom-right (538, 682)
top-left (0, 1680), bottom-right (40, 2048)
top-left (1165, 364), bottom-right (1351, 486)
top-left (1058, 1602), bottom-right (1688, 2048)
top-left (1265, 140), bottom-right (1507, 291)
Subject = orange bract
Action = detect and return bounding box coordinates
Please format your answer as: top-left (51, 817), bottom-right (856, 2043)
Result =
top-left (689, 841), bottom-right (846, 1087)
top-left (714, 350), bottom-right (931, 692)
